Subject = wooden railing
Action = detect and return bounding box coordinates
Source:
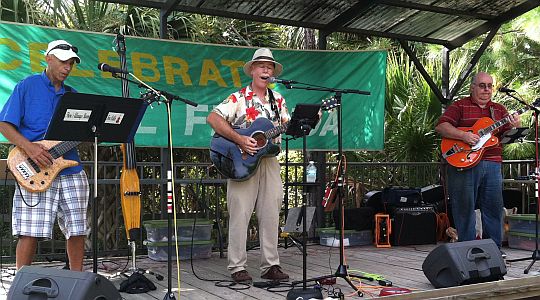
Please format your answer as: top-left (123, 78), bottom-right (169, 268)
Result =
top-left (0, 159), bottom-right (535, 261)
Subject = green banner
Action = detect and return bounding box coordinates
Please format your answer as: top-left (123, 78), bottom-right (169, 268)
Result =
top-left (0, 21), bottom-right (386, 150)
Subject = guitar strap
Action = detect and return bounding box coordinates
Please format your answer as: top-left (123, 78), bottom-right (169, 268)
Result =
top-left (267, 87), bottom-right (281, 124)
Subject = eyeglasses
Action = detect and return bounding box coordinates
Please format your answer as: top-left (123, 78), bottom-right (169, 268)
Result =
top-left (475, 83), bottom-right (493, 90)
top-left (46, 44), bottom-right (78, 55)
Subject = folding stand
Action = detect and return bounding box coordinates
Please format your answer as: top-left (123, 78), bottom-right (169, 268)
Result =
top-left (45, 92), bottom-right (147, 273)
top-left (277, 83), bottom-right (382, 293)
top-left (500, 127), bottom-right (530, 145)
top-left (501, 95), bottom-right (540, 274)
top-left (285, 103), bottom-right (323, 300)
top-left (504, 124), bottom-right (540, 272)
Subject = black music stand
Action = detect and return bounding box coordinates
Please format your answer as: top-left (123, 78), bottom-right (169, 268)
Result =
top-left (500, 127), bottom-right (530, 144)
top-left (45, 92), bottom-right (147, 273)
top-left (285, 103), bottom-right (323, 300)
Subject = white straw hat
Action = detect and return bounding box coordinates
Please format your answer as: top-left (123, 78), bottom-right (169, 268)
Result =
top-left (243, 48), bottom-right (282, 77)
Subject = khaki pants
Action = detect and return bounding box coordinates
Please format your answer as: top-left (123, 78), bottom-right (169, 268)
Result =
top-left (226, 157), bottom-right (283, 275)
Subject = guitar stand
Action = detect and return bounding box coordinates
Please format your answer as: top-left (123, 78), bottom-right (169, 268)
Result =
top-left (119, 241), bottom-right (160, 293)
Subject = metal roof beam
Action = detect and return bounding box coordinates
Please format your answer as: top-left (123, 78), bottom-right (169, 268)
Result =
top-left (346, 28), bottom-right (449, 47)
top-left (322, 0), bottom-right (381, 32)
top-left (449, 0), bottom-right (539, 48)
top-left (166, 5), bottom-right (323, 28)
top-left (448, 26), bottom-right (500, 101)
top-left (162, 0), bottom-right (182, 18)
top-left (399, 39), bottom-right (447, 104)
top-left (99, 0), bottom-right (163, 9)
top-left (380, 0), bottom-right (495, 20)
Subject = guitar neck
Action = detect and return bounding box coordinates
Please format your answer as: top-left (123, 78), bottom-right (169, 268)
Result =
top-left (480, 107), bottom-right (526, 136)
top-left (49, 141), bottom-right (81, 159)
top-left (265, 122), bottom-right (288, 139)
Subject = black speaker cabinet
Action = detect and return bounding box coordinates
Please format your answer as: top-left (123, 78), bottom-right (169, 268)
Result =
top-left (333, 207), bottom-right (374, 231)
top-left (422, 239), bottom-right (506, 288)
top-left (391, 206), bottom-right (436, 246)
top-left (8, 266), bottom-right (121, 300)
top-left (420, 184), bottom-right (444, 204)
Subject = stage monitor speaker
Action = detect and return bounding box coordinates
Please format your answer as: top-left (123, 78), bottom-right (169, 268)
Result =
top-left (422, 239), bottom-right (506, 288)
top-left (8, 266), bottom-right (121, 300)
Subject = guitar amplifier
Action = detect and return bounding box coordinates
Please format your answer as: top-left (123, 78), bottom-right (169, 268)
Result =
top-left (391, 206), bottom-right (437, 246)
top-left (382, 187), bottom-right (422, 208)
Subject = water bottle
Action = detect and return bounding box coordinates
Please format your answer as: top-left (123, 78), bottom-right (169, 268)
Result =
top-left (306, 161), bottom-right (317, 183)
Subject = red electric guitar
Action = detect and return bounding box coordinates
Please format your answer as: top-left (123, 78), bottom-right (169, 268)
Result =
top-left (441, 103), bottom-right (536, 169)
top-left (322, 154), bottom-right (346, 212)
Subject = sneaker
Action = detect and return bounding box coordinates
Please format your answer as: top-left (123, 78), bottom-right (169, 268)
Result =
top-left (500, 250), bottom-right (507, 259)
top-left (261, 265), bottom-right (289, 281)
top-left (231, 270), bottom-right (252, 283)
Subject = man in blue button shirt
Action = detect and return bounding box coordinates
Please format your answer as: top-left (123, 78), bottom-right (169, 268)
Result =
top-left (0, 40), bottom-right (89, 271)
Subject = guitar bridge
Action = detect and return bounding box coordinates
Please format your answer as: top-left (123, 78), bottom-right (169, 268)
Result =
top-left (443, 144), bottom-right (464, 158)
top-left (15, 162), bottom-right (35, 179)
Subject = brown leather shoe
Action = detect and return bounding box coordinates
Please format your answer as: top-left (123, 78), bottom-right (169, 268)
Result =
top-left (261, 265), bottom-right (289, 281)
top-left (231, 270), bottom-right (252, 282)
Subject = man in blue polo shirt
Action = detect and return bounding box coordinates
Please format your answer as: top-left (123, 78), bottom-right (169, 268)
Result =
top-left (0, 40), bottom-right (89, 271)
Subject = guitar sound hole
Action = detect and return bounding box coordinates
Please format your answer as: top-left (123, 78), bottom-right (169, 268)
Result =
top-left (252, 132), bottom-right (267, 148)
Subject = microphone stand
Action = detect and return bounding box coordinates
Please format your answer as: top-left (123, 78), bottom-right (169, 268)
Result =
top-left (503, 92), bottom-right (540, 274)
top-left (109, 71), bottom-right (198, 299)
top-left (280, 81), bottom-right (373, 294)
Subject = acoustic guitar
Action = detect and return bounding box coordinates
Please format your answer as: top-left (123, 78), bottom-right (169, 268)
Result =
top-left (210, 98), bottom-right (338, 181)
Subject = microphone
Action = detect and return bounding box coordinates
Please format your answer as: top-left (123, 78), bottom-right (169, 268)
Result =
top-left (97, 63), bottom-right (128, 74)
top-left (499, 87), bottom-right (516, 93)
top-left (266, 77), bottom-right (297, 84)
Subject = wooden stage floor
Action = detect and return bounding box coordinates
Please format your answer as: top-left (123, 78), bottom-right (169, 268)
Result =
top-left (1, 242), bottom-right (540, 299)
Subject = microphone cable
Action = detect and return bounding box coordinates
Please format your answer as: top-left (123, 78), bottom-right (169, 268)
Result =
top-left (184, 179), bottom-right (251, 291)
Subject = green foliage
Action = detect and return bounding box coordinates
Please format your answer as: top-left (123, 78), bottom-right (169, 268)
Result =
top-left (2, 1), bottom-right (540, 164)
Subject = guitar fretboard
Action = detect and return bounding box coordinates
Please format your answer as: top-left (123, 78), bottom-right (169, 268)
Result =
top-left (49, 141), bottom-right (81, 159)
top-left (264, 123), bottom-right (289, 139)
top-left (479, 107), bottom-right (527, 136)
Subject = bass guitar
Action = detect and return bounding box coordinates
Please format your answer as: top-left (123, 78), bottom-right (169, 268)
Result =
top-left (441, 103), bottom-right (535, 169)
top-left (8, 140), bottom-right (80, 192)
top-left (210, 98), bottom-right (338, 181)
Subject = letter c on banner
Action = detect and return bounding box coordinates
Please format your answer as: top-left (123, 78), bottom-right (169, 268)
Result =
top-left (0, 38), bottom-right (22, 70)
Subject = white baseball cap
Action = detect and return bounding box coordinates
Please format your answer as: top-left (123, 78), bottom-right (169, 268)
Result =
top-left (45, 40), bottom-right (80, 63)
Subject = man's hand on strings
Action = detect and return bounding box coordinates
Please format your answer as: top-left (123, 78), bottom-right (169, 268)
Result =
top-left (462, 131), bottom-right (480, 146)
top-left (25, 142), bottom-right (54, 168)
top-left (238, 135), bottom-right (258, 156)
top-left (508, 112), bottom-right (521, 128)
